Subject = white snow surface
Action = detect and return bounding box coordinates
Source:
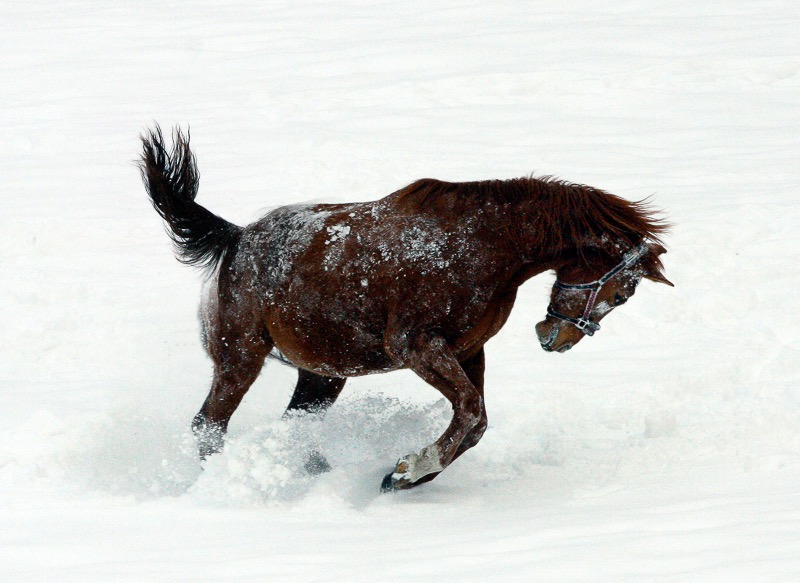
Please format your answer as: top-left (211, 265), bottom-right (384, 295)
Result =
top-left (2, 1), bottom-right (800, 581)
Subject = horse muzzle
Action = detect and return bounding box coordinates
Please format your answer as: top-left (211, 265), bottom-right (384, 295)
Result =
top-left (535, 319), bottom-right (578, 353)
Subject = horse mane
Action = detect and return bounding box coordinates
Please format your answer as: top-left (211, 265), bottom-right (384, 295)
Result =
top-left (395, 176), bottom-right (669, 258)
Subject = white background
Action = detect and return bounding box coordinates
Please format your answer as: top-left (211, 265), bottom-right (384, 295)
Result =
top-left (2, 1), bottom-right (799, 581)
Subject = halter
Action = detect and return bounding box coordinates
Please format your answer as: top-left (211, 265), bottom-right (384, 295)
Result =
top-left (546, 243), bottom-right (649, 336)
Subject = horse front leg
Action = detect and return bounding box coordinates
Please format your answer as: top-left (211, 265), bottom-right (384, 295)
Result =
top-left (284, 368), bottom-right (347, 416)
top-left (453, 347), bottom-right (487, 461)
top-left (381, 335), bottom-right (484, 492)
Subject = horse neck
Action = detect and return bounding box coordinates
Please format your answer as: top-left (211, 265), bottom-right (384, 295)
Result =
top-left (505, 196), bottom-right (600, 272)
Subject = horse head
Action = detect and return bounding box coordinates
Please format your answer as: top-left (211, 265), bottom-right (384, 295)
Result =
top-left (535, 243), bottom-right (672, 353)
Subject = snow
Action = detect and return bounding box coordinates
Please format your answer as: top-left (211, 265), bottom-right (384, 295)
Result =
top-left (2, 0), bottom-right (800, 581)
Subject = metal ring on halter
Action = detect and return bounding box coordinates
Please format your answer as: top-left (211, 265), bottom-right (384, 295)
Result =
top-left (546, 243), bottom-right (649, 336)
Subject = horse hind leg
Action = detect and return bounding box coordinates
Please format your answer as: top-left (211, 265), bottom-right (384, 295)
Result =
top-left (283, 368), bottom-right (347, 475)
top-left (192, 320), bottom-right (273, 460)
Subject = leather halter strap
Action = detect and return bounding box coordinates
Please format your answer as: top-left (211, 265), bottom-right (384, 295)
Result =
top-left (546, 243), bottom-right (648, 336)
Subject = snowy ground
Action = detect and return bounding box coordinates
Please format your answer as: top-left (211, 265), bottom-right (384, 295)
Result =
top-left (2, 1), bottom-right (800, 581)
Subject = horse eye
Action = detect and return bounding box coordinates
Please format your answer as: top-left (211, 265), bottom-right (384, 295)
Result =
top-left (613, 293), bottom-right (626, 306)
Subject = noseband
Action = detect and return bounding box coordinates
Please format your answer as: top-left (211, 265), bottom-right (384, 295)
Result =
top-left (546, 244), bottom-right (648, 336)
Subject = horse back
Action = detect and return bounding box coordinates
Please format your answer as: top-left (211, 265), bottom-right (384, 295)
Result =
top-left (225, 196), bottom-right (521, 375)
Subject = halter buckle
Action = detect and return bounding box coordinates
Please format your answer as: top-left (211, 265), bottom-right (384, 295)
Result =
top-left (574, 318), bottom-right (599, 336)
top-left (546, 305), bottom-right (601, 336)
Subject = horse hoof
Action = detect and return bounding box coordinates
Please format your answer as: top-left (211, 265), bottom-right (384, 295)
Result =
top-left (380, 448), bottom-right (444, 492)
top-left (380, 468), bottom-right (442, 492)
top-left (380, 472), bottom-right (396, 493)
top-left (380, 458), bottom-right (411, 492)
top-left (381, 470), bottom-right (413, 492)
top-left (304, 450), bottom-right (332, 475)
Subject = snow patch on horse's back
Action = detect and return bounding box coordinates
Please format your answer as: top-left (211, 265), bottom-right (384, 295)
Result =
top-left (399, 224), bottom-right (451, 269)
top-left (325, 224), bottom-right (351, 245)
top-left (245, 204), bottom-right (331, 295)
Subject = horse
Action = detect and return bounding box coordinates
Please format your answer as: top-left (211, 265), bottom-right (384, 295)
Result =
top-left (138, 126), bottom-right (672, 492)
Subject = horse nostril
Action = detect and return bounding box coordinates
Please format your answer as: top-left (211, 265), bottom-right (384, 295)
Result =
top-left (557, 343), bottom-right (573, 353)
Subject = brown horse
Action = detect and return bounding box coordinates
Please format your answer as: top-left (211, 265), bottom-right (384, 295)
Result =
top-left (139, 126), bottom-right (672, 492)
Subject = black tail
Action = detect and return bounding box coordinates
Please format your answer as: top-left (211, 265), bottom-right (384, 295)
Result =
top-left (138, 125), bottom-right (242, 270)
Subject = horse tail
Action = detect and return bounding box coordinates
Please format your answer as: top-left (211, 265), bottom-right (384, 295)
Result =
top-left (138, 125), bottom-right (242, 271)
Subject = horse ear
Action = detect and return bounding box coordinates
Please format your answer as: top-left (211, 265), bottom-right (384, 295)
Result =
top-left (645, 270), bottom-right (674, 287)
top-left (643, 244), bottom-right (674, 286)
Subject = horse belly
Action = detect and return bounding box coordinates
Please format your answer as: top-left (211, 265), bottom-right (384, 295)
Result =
top-left (265, 276), bottom-right (396, 377)
top-left (267, 307), bottom-right (397, 377)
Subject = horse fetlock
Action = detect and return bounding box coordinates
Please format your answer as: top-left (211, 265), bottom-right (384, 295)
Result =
top-left (462, 419), bottom-right (488, 450)
top-left (460, 405), bottom-right (483, 432)
top-left (192, 417), bottom-right (226, 460)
